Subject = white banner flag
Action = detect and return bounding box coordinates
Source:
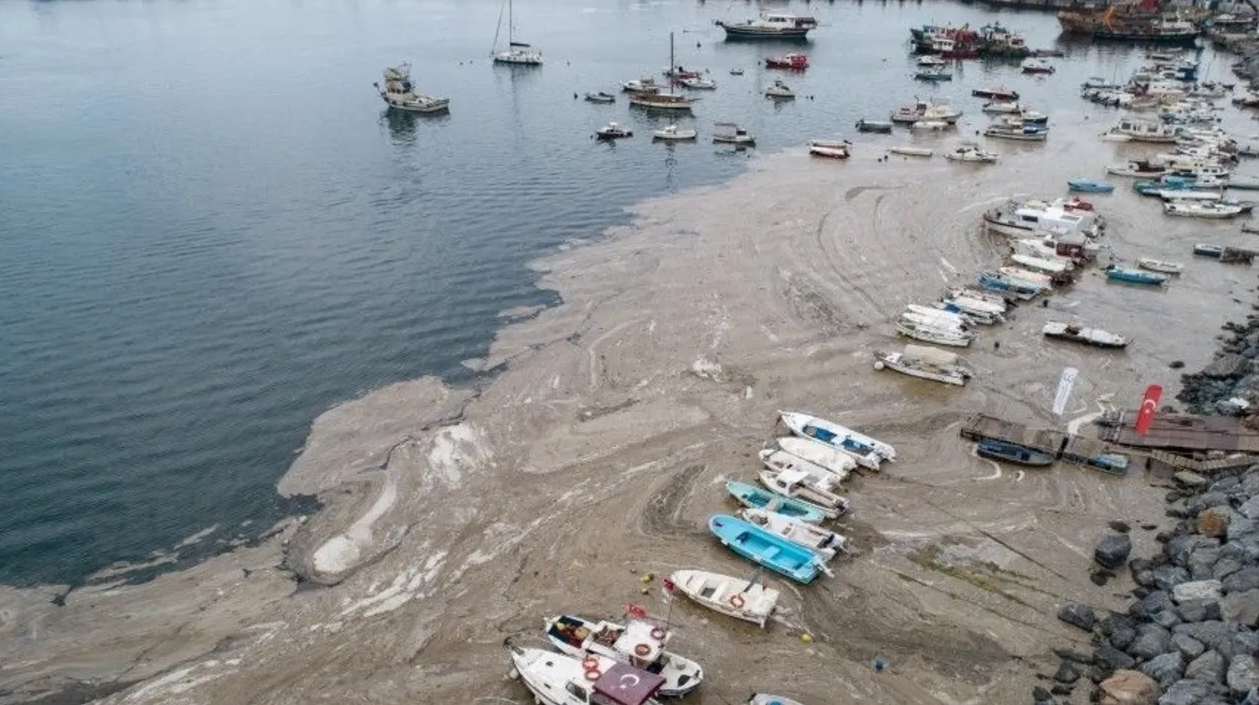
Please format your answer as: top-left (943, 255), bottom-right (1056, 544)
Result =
top-left (1052, 367), bottom-right (1078, 416)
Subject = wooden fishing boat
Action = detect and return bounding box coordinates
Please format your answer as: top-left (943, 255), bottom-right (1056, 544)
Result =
top-left (1042, 321), bottom-right (1128, 349)
top-left (668, 569), bottom-right (779, 627)
top-left (708, 514), bottom-right (827, 584)
top-left (976, 439), bottom-right (1055, 467)
top-left (725, 480), bottom-right (826, 523)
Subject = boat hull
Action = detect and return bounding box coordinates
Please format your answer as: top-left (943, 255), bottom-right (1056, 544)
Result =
top-left (669, 569), bottom-right (779, 627)
top-left (779, 410), bottom-right (895, 466)
top-left (725, 480), bottom-right (826, 522)
top-left (717, 25), bottom-right (812, 40)
top-left (708, 514), bottom-right (824, 584)
top-left (976, 440), bottom-right (1055, 467)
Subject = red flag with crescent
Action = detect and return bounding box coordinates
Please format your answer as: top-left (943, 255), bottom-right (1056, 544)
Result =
top-left (1135, 385), bottom-right (1162, 435)
top-left (662, 578), bottom-right (675, 594)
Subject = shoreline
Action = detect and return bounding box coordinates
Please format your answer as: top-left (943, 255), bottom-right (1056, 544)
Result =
top-left (3, 115), bottom-right (1254, 703)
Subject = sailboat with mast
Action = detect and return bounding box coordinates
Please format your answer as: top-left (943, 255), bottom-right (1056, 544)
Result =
top-left (491, 0), bottom-right (542, 66)
top-left (629, 32), bottom-right (695, 111)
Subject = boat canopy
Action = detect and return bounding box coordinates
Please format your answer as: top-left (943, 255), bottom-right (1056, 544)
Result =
top-left (592, 663), bottom-right (666, 705)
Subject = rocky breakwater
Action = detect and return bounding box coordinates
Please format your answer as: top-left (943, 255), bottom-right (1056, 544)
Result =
top-left (1050, 469), bottom-right (1259, 705)
top-left (1177, 316), bottom-right (1259, 416)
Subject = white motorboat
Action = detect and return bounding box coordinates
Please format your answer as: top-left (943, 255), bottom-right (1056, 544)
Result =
top-left (1157, 190), bottom-right (1222, 202)
top-left (506, 643), bottom-right (665, 705)
top-left (1012, 239), bottom-right (1075, 265)
top-left (713, 122), bottom-right (755, 145)
top-left (715, 12), bottom-right (818, 40)
top-left (982, 100), bottom-right (1023, 114)
top-left (945, 142), bottom-right (999, 163)
top-left (944, 287), bottom-right (1008, 314)
top-left (984, 123), bottom-right (1048, 142)
top-left (1020, 58), bottom-right (1055, 74)
top-left (873, 345), bottom-right (971, 386)
top-left (889, 146), bottom-right (933, 157)
top-left (622, 78), bottom-right (659, 94)
top-left (678, 76), bottom-right (716, 90)
top-left (775, 436), bottom-right (858, 477)
top-left (807, 139), bottom-right (850, 159)
top-left (543, 616), bottom-right (704, 697)
top-left (756, 468), bottom-right (847, 520)
top-left (668, 569), bottom-right (779, 628)
top-left (904, 305), bottom-right (971, 330)
top-left (490, 0), bottom-right (543, 66)
top-left (999, 265), bottom-right (1052, 287)
top-left (1164, 201), bottom-right (1244, 219)
top-left (758, 448), bottom-right (844, 489)
top-left (1011, 253), bottom-right (1071, 274)
top-left (375, 64), bottom-right (450, 114)
top-left (739, 508), bottom-right (849, 562)
top-left (1137, 257), bottom-right (1183, 274)
top-left (896, 318), bottom-right (972, 347)
top-left (890, 100), bottom-right (962, 124)
top-left (910, 120), bottom-right (948, 131)
top-left (584, 92), bottom-right (615, 104)
top-left (1106, 160), bottom-right (1168, 178)
top-left (765, 79), bottom-right (795, 99)
top-left (982, 198), bottom-right (1100, 239)
top-left (1106, 118), bottom-right (1178, 143)
top-left (596, 122), bottom-right (633, 140)
top-left (778, 410), bottom-right (896, 468)
top-left (1042, 322), bottom-right (1128, 349)
top-left (937, 297), bottom-right (1004, 324)
top-left (901, 311), bottom-right (967, 335)
top-left (917, 55), bottom-right (948, 67)
top-left (653, 124), bottom-right (698, 141)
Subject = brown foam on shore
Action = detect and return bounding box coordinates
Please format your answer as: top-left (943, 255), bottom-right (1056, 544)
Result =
top-left (2, 118), bottom-right (1254, 704)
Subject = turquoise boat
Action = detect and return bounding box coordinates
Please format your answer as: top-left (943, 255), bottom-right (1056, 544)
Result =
top-left (1067, 178), bottom-right (1115, 193)
top-left (708, 514), bottom-right (825, 584)
top-left (724, 480), bottom-right (826, 523)
top-left (1105, 265), bottom-right (1168, 286)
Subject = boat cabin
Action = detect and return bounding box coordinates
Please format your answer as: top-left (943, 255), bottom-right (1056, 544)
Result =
top-left (549, 617), bottom-right (669, 669)
top-left (566, 664), bottom-right (666, 705)
top-left (760, 13), bottom-right (818, 29)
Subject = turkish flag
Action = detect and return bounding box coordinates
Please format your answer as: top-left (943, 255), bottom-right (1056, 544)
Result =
top-left (1135, 385), bottom-right (1162, 435)
top-left (662, 578), bottom-right (676, 594)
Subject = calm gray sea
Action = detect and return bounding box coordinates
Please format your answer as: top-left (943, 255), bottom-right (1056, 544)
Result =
top-left (0, 0), bottom-right (1226, 586)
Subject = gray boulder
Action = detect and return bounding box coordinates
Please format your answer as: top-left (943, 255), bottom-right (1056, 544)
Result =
top-left (1155, 566), bottom-right (1193, 591)
top-left (1155, 609), bottom-right (1183, 630)
top-left (1187, 491), bottom-right (1229, 514)
top-left (1220, 589), bottom-right (1259, 627)
top-left (1243, 470), bottom-right (1259, 495)
top-left (1189, 548), bottom-right (1222, 580)
top-left (1228, 517), bottom-right (1259, 543)
top-left (1054, 660), bottom-right (1082, 683)
top-left (1135, 590), bottom-right (1175, 619)
top-left (1111, 617), bottom-right (1139, 650)
top-left (1227, 655), bottom-right (1259, 699)
top-left (1140, 651), bottom-right (1185, 687)
top-left (1158, 678), bottom-right (1209, 705)
top-left (1168, 534), bottom-right (1202, 567)
top-left (1175, 471), bottom-right (1209, 489)
top-left (1097, 533), bottom-right (1134, 569)
top-left (1223, 566), bottom-right (1259, 594)
top-left (1211, 475), bottom-right (1240, 492)
top-left (1173, 580), bottom-right (1224, 604)
top-left (1130, 624), bottom-right (1173, 660)
top-left (1240, 495), bottom-right (1259, 520)
top-left (1214, 558), bottom-right (1245, 581)
top-left (1177, 599), bottom-right (1221, 624)
top-left (1096, 644), bottom-right (1138, 671)
top-left (1221, 629), bottom-right (1259, 660)
top-left (1058, 602), bottom-right (1095, 631)
top-left (1185, 650), bottom-right (1226, 685)
top-left (1032, 684), bottom-right (1053, 704)
top-left (1173, 621), bottom-right (1231, 650)
top-left (1172, 633), bottom-right (1205, 659)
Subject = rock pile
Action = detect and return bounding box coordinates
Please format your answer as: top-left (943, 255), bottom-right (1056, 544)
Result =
top-left (1045, 466), bottom-right (1259, 705)
top-left (1176, 318), bottom-right (1259, 415)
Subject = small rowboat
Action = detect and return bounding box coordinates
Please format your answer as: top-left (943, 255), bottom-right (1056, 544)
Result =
top-left (1137, 258), bottom-right (1183, 274)
top-left (709, 514), bottom-right (826, 584)
top-left (889, 146), bottom-right (933, 157)
top-left (668, 569), bottom-right (779, 628)
top-left (1067, 178), bottom-right (1115, 193)
top-left (725, 480), bottom-right (827, 523)
top-left (807, 139), bottom-right (850, 159)
top-left (976, 440), bottom-right (1055, 467)
top-left (653, 124), bottom-right (698, 141)
top-left (584, 92), bottom-right (615, 104)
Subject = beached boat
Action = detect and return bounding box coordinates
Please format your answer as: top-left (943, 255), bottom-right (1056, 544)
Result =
top-left (1137, 258), bottom-right (1183, 274)
top-left (1042, 321), bottom-right (1129, 349)
top-left (765, 79), bottom-right (795, 99)
top-left (708, 514), bottom-right (826, 585)
top-left (758, 448), bottom-right (844, 490)
top-left (668, 569), bottom-right (779, 628)
top-left (945, 287), bottom-right (1010, 313)
top-left (901, 309), bottom-right (968, 333)
top-left (982, 100), bottom-right (1023, 114)
top-left (756, 467), bottom-right (847, 519)
top-left (999, 265), bottom-right (1054, 287)
top-left (906, 303), bottom-right (973, 326)
top-left (873, 345), bottom-right (971, 386)
top-left (585, 92), bottom-right (615, 104)
top-left (713, 122), bottom-right (756, 145)
top-left (596, 122), bottom-right (633, 140)
top-left (1106, 160), bottom-right (1168, 178)
top-left (889, 146), bottom-right (933, 158)
top-left (855, 119), bottom-right (894, 134)
top-left (778, 410), bottom-right (896, 467)
top-left (1105, 266), bottom-right (1168, 286)
top-left (490, 0), bottom-right (543, 66)
top-left (739, 508), bottom-right (849, 562)
top-left (896, 318), bottom-right (972, 348)
top-left (543, 616), bottom-right (703, 697)
top-left (653, 124), bottom-right (697, 141)
top-left (985, 123), bottom-right (1048, 141)
top-left (765, 53), bottom-right (809, 70)
top-left (375, 65), bottom-right (450, 114)
top-left (1164, 201), bottom-right (1244, 218)
top-left (1020, 109), bottom-right (1049, 126)
top-left (937, 298), bottom-right (1003, 324)
top-left (1067, 179), bottom-right (1115, 193)
top-left (1020, 58), bottom-right (1055, 74)
top-left (749, 696), bottom-right (807, 705)
top-left (945, 142), bottom-right (999, 163)
top-left (1193, 243), bottom-right (1224, 257)
top-left (976, 440), bottom-right (1055, 467)
top-left (506, 643), bottom-right (666, 705)
top-left (807, 140), bottom-right (850, 159)
top-left (977, 271), bottom-right (1041, 300)
top-left (1012, 253), bottom-right (1072, 274)
top-left (716, 13), bottom-right (817, 40)
top-left (775, 436), bottom-right (858, 477)
top-left (972, 86), bottom-right (1020, 100)
top-left (725, 480), bottom-right (826, 523)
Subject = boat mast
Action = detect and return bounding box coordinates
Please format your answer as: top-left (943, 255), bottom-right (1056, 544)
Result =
top-left (669, 31), bottom-right (675, 96)
top-left (508, 0), bottom-right (514, 45)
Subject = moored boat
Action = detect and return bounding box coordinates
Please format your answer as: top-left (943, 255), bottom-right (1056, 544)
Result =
top-left (890, 100), bottom-right (962, 125)
top-left (807, 139), bottom-right (850, 159)
top-left (490, 0), bottom-right (543, 66)
top-left (677, 76), bottom-right (716, 90)
top-left (1012, 253), bottom-right (1071, 274)
top-left (896, 317), bottom-right (973, 348)
top-left (759, 447), bottom-right (846, 487)
top-left (755, 467), bottom-right (848, 519)
top-left (873, 345), bottom-right (971, 386)
top-left (778, 410), bottom-right (896, 467)
top-left (945, 142), bottom-right (999, 163)
top-left (1021, 57), bottom-right (1055, 74)
top-left (596, 122), bottom-right (633, 140)
top-left (506, 643), bottom-right (665, 705)
top-left (716, 12), bottom-right (818, 40)
top-left (725, 480), bottom-right (827, 523)
top-left (584, 91), bottom-right (615, 103)
top-left (765, 53), bottom-right (809, 70)
top-left (630, 34), bottom-right (696, 112)
top-left (972, 86), bottom-right (1020, 100)
top-left (713, 122), bottom-right (756, 145)
top-left (739, 508), bottom-right (850, 562)
top-left (1068, 178), bottom-right (1115, 193)
top-left (1042, 321), bottom-right (1129, 349)
top-left (1137, 257), bottom-right (1183, 274)
top-left (668, 569), bottom-right (779, 628)
top-left (1164, 201), bottom-right (1244, 218)
top-left (982, 100), bottom-right (1023, 114)
top-left (708, 514), bottom-right (827, 584)
top-left (1105, 265), bottom-right (1168, 286)
top-left (1106, 160), bottom-right (1168, 178)
top-left (976, 440), bottom-right (1056, 467)
top-left (889, 146), bottom-right (933, 157)
top-left (543, 615), bottom-right (703, 697)
top-left (914, 70), bottom-right (952, 82)
top-left (775, 436), bottom-right (858, 477)
top-left (375, 64), bottom-right (450, 114)
top-left (765, 79), bottom-right (795, 99)
top-left (1193, 243), bottom-right (1224, 257)
top-left (855, 119), bottom-right (894, 134)
top-left (984, 123), bottom-right (1048, 141)
top-left (978, 271), bottom-right (1041, 299)
top-left (653, 124), bottom-right (698, 141)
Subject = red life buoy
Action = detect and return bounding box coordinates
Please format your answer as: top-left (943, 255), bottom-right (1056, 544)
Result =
top-left (584, 668), bottom-right (600, 681)
top-left (729, 593), bottom-right (746, 609)
top-left (581, 657), bottom-right (599, 671)
top-left (650, 627), bottom-right (666, 641)
top-left (634, 643), bottom-right (651, 657)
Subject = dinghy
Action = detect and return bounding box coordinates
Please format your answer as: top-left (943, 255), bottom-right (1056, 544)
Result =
top-left (1067, 179), bottom-right (1115, 193)
top-left (976, 440), bottom-right (1055, 467)
top-left (873, 345), bottom-right (972, 386)
top-left (668, 569), bottom-right (779, 628)
top-left (708, 514), bottom-right (827, 584)
top-left (756, 468), bottom-right (849, 519)
top-left (775, 436), bottom-right (857, 477)
top-left (778, 410), bottom-right (896, 467)
top-left (725, 480), bottom-right (826, 523)
top-left (1042, 321), bottom-right (1129, 349)
top-left (1193, 243), bottom-right (1224, 257)
top-left (758, 448), bottom-right (843, 490)
top-left (585, 92), bottom-right (616, 104)
top-left (543, 616), bottom-right (704, 697)
top-left (749, 696), bottom-right (807, 705)
top-left (895, 318), bottom-right (973, 348)
top-left (506, 643), bottom-right (666, 705)
top-left (1137, 258), bottom-right (1183, 274)
top-left (807, 139), bottom-right (850, 159)
top-left (739, 508), bottom-right (849, 562)
top-left (889, 146), bottom-right (933, 158)
top-left (1105, 265), bottom-right (1168, 286)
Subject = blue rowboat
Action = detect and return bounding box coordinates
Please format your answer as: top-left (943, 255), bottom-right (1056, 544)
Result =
top-left (1067, 179), bottom-right (1115, 193)
top-left (976, 440), bottom-right (1055, 467)
top-left (1105, 265), bottom-right (1168, 286)
top-left (725, 480), bottom-right (826, 523)
top-left (977, 272), bottom-right (1041, 300)
top-left (708, 514), bottom-right (825, 584)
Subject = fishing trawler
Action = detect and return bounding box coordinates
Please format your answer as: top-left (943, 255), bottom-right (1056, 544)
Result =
top-left (1057, 0), bottom-right (1201, 43)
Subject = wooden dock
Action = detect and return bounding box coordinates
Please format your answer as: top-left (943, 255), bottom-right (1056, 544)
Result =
top-left (959, 414), bottom-right (1066, 454)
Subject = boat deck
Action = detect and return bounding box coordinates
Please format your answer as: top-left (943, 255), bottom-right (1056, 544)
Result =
top-left (1095, 410), bottom-right (1259, 453)
top-left (959, 413), bottom-right (1066, 453)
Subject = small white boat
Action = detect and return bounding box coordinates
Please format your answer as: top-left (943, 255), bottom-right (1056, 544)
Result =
top-left (1011, 253), bottom-right (1071, 274)
top-left (758, 448), bottom-right (844, 489)
top-left (739, 508), bottom-right (849, 561)
top-left (999, 265), bottom-right (1053, 286)
top-left (653, 124), bottom-right (698, 141)
top-left (889, 146), bottom-right (933, 158)
top-left (945, 142), bottom-right (999, 163)
top-left (750, 696), bottom-right (807, 705)
top-left (1164, 201), bottom-right (1244, 218)
top-left (1137, 257), bottom-right (1183, 274)
top-left (375, 64), bottom-right (451, 114)
top-left (1042, 321), bottom-right (1128, 349)
top-left (917, 55), bottom-right (948, 67)
top-left (729, 68), bottom-right (744, 76)
top-left (778, 410), bottom-right (896, 468)
top-left (756, 466), bottom-right (849, 519)
top-left (678, 76), bottom-right (716, 90)
top-left (775, 436), bottom-right (858, 477)
top-left (765, 79), bottom-right (795, 99)
top-left (1021, 58), bottom-right (1055, 74)
top-left (713, 122), bottom-right (755, 145)
top-left (668, 569), bottom-right (778, 628)
top-left (937, 298), bottom-right (1003, 325)
top-left (622, 78), bottom-right (659, 93)
top-left (1106, 160), bottom-right (1168, 178)
top-left (507, 644), bottom-right (665, 705)
top-left (584, 91), bottom-right (616, 104)
top-left (807, 139), bottom-right (850, 159)
top-left (873, 345), bottom-right (971, 386)
top-left (902, 309), bottom-right (968, 332)
top-left (982, 100), bottom-right (1023, 114)
top-left (910, 120), bottom-right (948, 131)
top-left (945, 287), bottom-right (1009, 312)
top-left (543, 616), bottom-right (703, 697)
top-left (896, 318), bottom-right (972, 347)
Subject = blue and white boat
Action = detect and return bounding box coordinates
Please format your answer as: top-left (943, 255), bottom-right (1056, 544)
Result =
top-left (725, 480), bottom-right (827, 523)
top-left (1134, 175), bottom-right (1195, 197)
top-left (1067, 179), bottom-right (1115, 193)
top-left (1104, 265), bottom-right (1168, 286)
top-left (778, 410), bottom-right (895, 470)
top-left (708, 514), bottom-right (827, 584)
top-left (976, 440), bottom-right (1055, 467)
top-left (977, 271), bottom-right (1041, 300)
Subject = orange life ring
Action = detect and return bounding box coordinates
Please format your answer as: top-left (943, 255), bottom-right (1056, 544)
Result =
top-left (729, 593), bottom-right (746, 609)
top-left (581, 657), bottom-right (599, 671)
top-left (584, 668), bottom-right (600, 681)
top-left (650, 627), bottom-right (666, 641)
top-left (634, 643), bottom-right (651, 657)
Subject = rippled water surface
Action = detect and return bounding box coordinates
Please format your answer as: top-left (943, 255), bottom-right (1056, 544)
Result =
top-left (0, 0), bottom-right (1238, 585)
